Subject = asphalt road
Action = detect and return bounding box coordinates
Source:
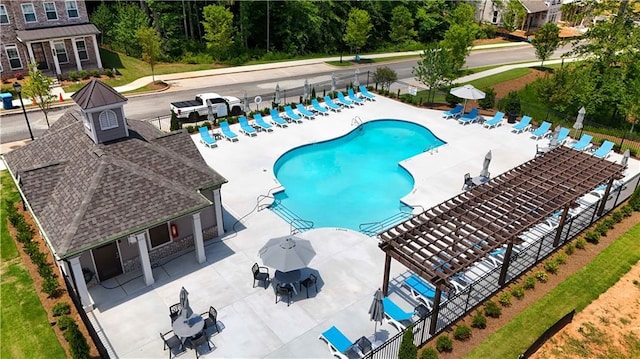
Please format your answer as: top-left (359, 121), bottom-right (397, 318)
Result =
top-left (0, 43), bottom-right (575, 144)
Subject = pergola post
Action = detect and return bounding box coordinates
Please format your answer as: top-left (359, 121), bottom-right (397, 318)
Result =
top-left (596, 177), bottom-right (614, 217)
top-left (382, 253), bottom-right (391, 296)
top-left (553, 205), bottom-right (570, 247)
top-left (498, 243), bottom-right (515, 286)
top-left (428, 288), bottom-right (443, 335)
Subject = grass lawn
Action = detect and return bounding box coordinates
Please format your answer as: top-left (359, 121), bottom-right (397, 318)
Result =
top-left (0, 171), bottom-right (67, 359)
top-left (466, 68), bottom-right (531, 90)
top-left (465, 222), bottom-right (640, 359)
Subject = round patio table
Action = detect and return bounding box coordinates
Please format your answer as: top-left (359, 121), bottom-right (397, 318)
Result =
top-left (172, 313), bottom-right (204, 340)
top-left (275, 269), bottom-right (302, 284)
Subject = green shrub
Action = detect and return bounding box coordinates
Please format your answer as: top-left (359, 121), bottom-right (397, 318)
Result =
top-left (52, 302), bottom-right (71, 317)
top-left (421, 347), bottom-right (439, 359)
top-left (471, 310), bottom-right (487, 329)
top-left (42, 276), bottom-right (61, 298)
top-left (37, 263), bottom-right (53, 278)
top-left (398, 325), bottom-right (417, 359)
top-left (57, 315), bottom-right (74, 330)
top-left (585, 230), bottom-right (601, 244)
top-left (103, 68), bottom-right (113, 77)
top-left (170, 111), bottom-right (180, 131)
top-left (78, 70), bottom-right (89, 80)
top-left (545, 260), bottom-right (559, 274)
top-left (68, 71), bottom-right (79, 81)
top-left (436, 335), bottom-right (453, 353)
top-left (576, 238), bottom-right (587, 249)
top-left (611, 211), bottom-right (623, 223)
top-left (91, 69), bottom-right (100, 78)
top-left (484, 300), bottom-right (501, 318)
top-left (30, 251), bottom-right (47, 267)
top-left (535, 270), bottom-right (548, 283)
top-left (603, 217), bottom-right (615, 229)
top-left (629, 186), bottom-right (640, 211)
top-left (16, 229), bottom-right (34, 243)
top-left (478, 87), bottom-right (496, 109)
top-left (564, 243), bottom-right (576, 255)
top-left (621, 205), bottom-right (633, 217)
top-left (445, 90), bottom-right (462, 106)
top-left (63, 320), bottom-right (90, 359)
top-left (555, 252), bottom-right (568, 265)
top-left (511, 285), bottom-right (525, 299)
top-left (23, 241), bottom-right (39, 256)
top-left (498, 292), bottom-right (512, 307)
top-left (453, 324), bottom-right (472, 340)
top-left (185, 125), bottom-right (195, 133)
top-left (523, 276), bottom-right (536, 290)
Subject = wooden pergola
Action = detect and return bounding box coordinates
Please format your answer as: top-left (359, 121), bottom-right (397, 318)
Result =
top-left (378, 146), bottom-right (625, 333)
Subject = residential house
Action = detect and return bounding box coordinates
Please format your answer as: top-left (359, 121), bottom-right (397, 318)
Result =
top-left (3, 80), bottom-right (227, 311)
top-left (0, 0), bottom-right (102, 79)
top-left (476, 0), bottom-right (563, 32)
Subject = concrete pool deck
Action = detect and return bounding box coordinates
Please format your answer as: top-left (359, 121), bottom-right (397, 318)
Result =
top-left (88, 97), bottom-right (639, 358)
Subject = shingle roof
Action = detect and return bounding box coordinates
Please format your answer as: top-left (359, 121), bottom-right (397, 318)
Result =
top-left (519, 0), bottom-right (550, 13)
top-left (16, 23), bottom-right (100, 42)
top-left (4, 111), bottom-right (227, 258)
top-left (71, 79), bottom-right (128, 110)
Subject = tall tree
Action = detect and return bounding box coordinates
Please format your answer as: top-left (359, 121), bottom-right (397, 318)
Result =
top-left (89, 3), bottom-right (115, 45)
top-left (136, 26), bottom-right (162, 82)
top-left (412, 44), bottom-right (455, 104)
top-left (501, 0), bottom-right (526, 32)
top-left (112, 3), bottom-right (149, 57)
top-left (22, 63), bottom-right (55, 128)
top-left (343, 9), bottom-right (372, 55)
top-left (389, 5), bottom-right (417, 44)
top-left (201, 5), bottom-right (235, 61)
top-left (531, 22), bottom-right (560, 67)
top-left (440, 3), bottom-right (479, 71)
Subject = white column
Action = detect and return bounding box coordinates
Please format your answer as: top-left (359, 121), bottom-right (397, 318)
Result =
top-left (26, 42), bottom-right (35, 64)
top-left (69, 256), bottom-right (94, 312)
top-left (213, 189), bottom-right (224, 236)
top-left (91, 34), bottom-right (102, 69)
top-left (71, 38), bottom-right (82, 71)
top-left (192, 213), bottom-right (206, 264)
top-left (131, 234), bottom-right (154, 286)
top-left (49, 40), bottom-right (61, 75)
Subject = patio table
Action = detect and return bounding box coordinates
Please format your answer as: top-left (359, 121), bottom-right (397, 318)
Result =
top-left (172, 313), bottom-right (204, 341)
top-left (275, 269), bottom-right (302, 294)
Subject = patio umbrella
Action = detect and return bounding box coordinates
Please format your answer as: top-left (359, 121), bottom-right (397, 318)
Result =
top-left (331, 73), bottom-right (337, 92)
top-left (354, 68), bottom-right (360, 88)
top-left (206, 99), bottom-right (215, 123)
top-left (549, 126), bottom-right (560, 148)
top-left (259, 235), bottom-right (316, 272)
top-left (179, 287), bottom-right (193, 320)
top-left (303, 79), bottom-right (310, 101)
top-left (243, 90), bottom-right (249, 113)
top-left (368, 288), bottom-right (384, 341)
top-left (479, 150), bottom-right (492, 178)
top-left (621, 149), bottom-right (630, 168)
top-left (574, 106), bottom-right (585, 137)
top-left (275, 83), bottom-right (281, 104)
top-left (449, 84), bottom-right (485, 112)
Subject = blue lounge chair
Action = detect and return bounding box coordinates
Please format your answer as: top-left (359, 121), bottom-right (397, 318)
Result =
top-left (318, 326), bottom-right (355, 359)
top-left (311, 99), bottom-right (329, 116)
top-left (269, 109), bottom-right (289, 128)
top-left (443, 104), bottom-right (463, 119)
top-left (238, 116), bottom-right (258, 136)
top-left (283, 106), bottom-right (303, 123)
top-left (323, 96), bottom-right (342, 112)
top-left (296, 103), bottom-right (316, 120)
top-left (531, 121), bottom-right (552, 140)
top-left (198, 126), bottom-right (217, 148)
top-left (571, 134), bottom-right (593, 151)
top-left (336, 92), bottom-right (355, 108)
top-left (483, 112), bottom-right (504, 129)
top-left (253, 114), bottom-right (274, 132)
top-left (511, 115), bottom-right (532, 133)
top-left (382, 297), bottom-right (414, 332)
top-left (403, 274), bottom-right (435, 309)
top-left (359, 85), bottom-right (376, 101)
top-left (592, 140), bottom-right (615, 159)
top-left (219, 121), bottom-right (239, 142)
top-left (347, 88), bottom-right (365, 105)
top-left (556, 127), bottom-right (570, 144)
top-left (458, 108), bottom-right (480, 125)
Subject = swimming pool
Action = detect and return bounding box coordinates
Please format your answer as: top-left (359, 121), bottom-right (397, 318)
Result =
top-left (271, 119), bottom-right (445, 232)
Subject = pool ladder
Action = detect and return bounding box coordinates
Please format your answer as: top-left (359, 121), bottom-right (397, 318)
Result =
top-left (351, 116), bottom-right (363, 126)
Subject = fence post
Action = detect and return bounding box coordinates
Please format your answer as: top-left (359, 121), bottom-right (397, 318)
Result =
top-left (367, 71), bottom-right (370, 87)
top-left (157, 116), bottom-right (162, 130)
top-left (618, 131), bottom-right (626, 152)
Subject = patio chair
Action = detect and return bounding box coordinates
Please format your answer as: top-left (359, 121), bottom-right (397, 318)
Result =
top-left (442, 104), bottom-right (463, 119)
top-left (299, 273), bottom-right (318, 298)
top-left (269, 109), bottom-right (289, 128)
top-left (318, 326), bottom-right (356, 359)
top-left (382, 297), bottom-right (414, 332)
top-left (253, 114), bottom-right (274, 132)
top-left (198, 127), bottom-right (217, 148)
top-left (592, 140), bottom-right (615, 159)
top-left (160, 330), bottom-right (185, 359)
top-left (219, 121), bottom-right (239, 142)
top-left (323, 95), bottom-right (342, 112)
top-left (511, 115), bottom-right (532, 133)
top-left (347, 88), bottom-right (365, 105)
top-left (275, 283), bottom-right (293, 306)
top-left (556, 127), bottom-right (570, 145)
top-left (252, 262), bottom-right (270, 288)
top-left (571, 134), bottom-right (593, 151)
top-left (356, 336), bottom-right (372, 356)
top-left (336, 92), bottom-right (355, 108)
top-left (202, 306), bottom-right (220, 334)
top-left (238, 116), bottom-right (258, 136)
top-left (402, 274), bottom-right (435, 310)
top-left (483, 112), bottom-right (504, 129)
top-left (284, 106), bottom-right (303, 123)
top-left (311, 99), bottom-right (330, 116)
top-left (462, 173), bottom-right (474, 190)
top-left (530, 121), bottom-right (552, 140)
top-left (296, 103), bottom-right (316, 120)
top-left (189, 332), bottom-right (212, 359)
top-left (457, 108), bottom-right (480, 125)
top-left (359, 85), bottom-right (376, 101)
top-left (169, 303), bottom-right (182, 324)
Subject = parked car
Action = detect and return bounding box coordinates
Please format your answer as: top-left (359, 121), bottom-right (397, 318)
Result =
top-left (170, 93), bottom-right (244, 122)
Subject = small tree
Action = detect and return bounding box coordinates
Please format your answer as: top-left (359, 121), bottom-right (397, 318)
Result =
top-left (398, 325), bottom-right (417, 359)
top-left (413, 45), bottom-right (455, 104)
top-left (343, 9), bottom-right (372, 56)
top-left (373, 66), bottom-right (397, 93)
top-left (201, 5), bottom-right (235, 61)
top-left (22, 63), bottom-right (55, 128)
top-left (532, 22), bottom-right (561, 68)
top-left (502, 0), bottom-right (526, 32)
top-left (136, 26), bottom-right (162, 82)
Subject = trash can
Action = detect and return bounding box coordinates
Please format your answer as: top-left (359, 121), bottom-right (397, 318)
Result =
top-left (0, 93), bottom-right (13, 110)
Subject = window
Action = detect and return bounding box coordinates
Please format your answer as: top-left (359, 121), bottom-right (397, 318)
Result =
top-left (99, 110), bottom-right (118, 130)
top-left (66, 1), bottom-right (78, 18)
top-left (5, 45), bottom-right (23, 70)
top-left (21, 3), bottom-right (36, 22)
top-left (0, 5), bottom-right (9, 24)
top-left (492, 11), bottom-right (498, 24)
top-left (44, 2), bottom-right (58, 20)
top-left (75, 39), bottom-right (88, 61)
top-left (54, 41), bottom-right (68, 63)
top-left (148, 223), bottom-right (171, 248)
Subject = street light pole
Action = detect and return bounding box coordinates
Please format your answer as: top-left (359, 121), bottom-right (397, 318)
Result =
top-left (13, 82), bottom-right (34, 141)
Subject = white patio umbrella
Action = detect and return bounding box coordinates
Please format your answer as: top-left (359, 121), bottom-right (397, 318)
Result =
top-left (303, 79), bottom-right (310, 101)
top-left (206, 99), bottom-right (215, 123)
top-left (621, 149), bottom-right (630, 168)
top-left (259, 235), bottom-right (316, 272)
top-left (243, 90), bottom-right (249, 113)
top-left (178, 287), bottom-right (193, 320)
top-left (368, 288), bottom-right (384, 341)
top-left (479, 150), bottom-right (492, 178)
top-left (331, 73), bottom-right (337, 92)
top-left (275, 83), bottom-right (281, 104)
top-left (449, 84), bottom-right (485, 112)
top-left (574, 106), bottom-right (585, 137)
top-left (354, 68), bottom-right (360, 87)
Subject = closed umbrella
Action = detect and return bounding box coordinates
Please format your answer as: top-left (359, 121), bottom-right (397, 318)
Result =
top-left (206, 99), bottom-right (215, 123)
top-left (574, 106), bottom-right (585, 137)
top-left (368, 288), bottom-right (384, 341)
top-left (549, 126), bottom-right (560, 148)
top-left (303, 79), bottom-right (310, 101)
top-left (179, 287), bottom-right (193, 320)
top-left (479, 150), bottom-right (492, 179)
top-left (259, 235), bottom-right (316, 272)
top-left (331, 73), bottom-right (337, 92)
top-left (621, 149), bottom-right (630, 168)
top-left (450, 84), bottom-right (485, 112)
top-left (275, 83), bottom-right (281, 104)
top-left (354, 68), bottom-right (360, 88)
top-left (243, 90), bottom-right (249, 113)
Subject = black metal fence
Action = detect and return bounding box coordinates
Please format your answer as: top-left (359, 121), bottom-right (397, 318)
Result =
top-left (364, 173), bottom-right (640, 359)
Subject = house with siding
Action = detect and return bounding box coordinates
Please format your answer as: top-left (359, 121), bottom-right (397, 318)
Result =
top-left (476, 0), bottom-right (563, 31)
top-left (3, 80), bottom-right (227, 311)
top-left (0, 0), bottom-right (102, 79)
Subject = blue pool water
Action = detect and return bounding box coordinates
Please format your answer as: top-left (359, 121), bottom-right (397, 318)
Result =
top-left (271, 119), bottom-right (445, 231)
